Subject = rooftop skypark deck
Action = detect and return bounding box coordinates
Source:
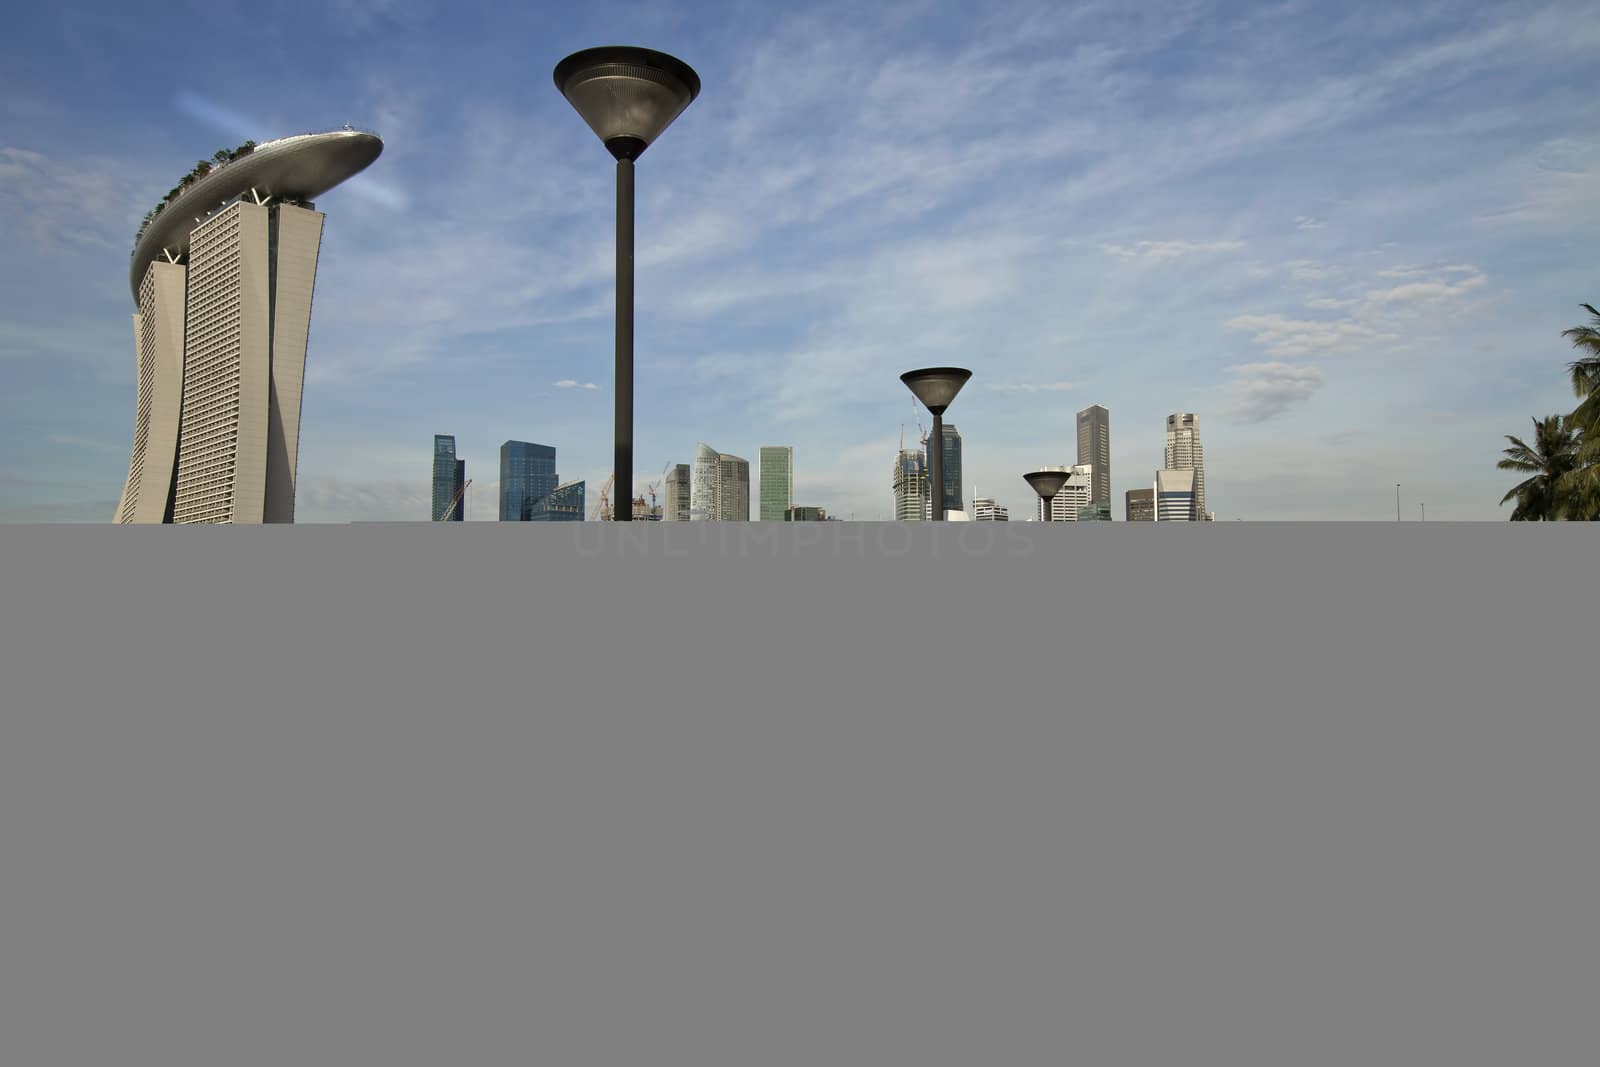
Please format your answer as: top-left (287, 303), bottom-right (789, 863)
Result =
top-left (128, 129), bottom-right (382, 301)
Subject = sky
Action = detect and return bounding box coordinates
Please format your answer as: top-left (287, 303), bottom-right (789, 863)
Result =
top-left (2, 0), bottom-right (1597, 523)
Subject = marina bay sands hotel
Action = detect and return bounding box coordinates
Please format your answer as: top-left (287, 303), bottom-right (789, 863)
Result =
top-left (115, 130), bottom-right (382, 523)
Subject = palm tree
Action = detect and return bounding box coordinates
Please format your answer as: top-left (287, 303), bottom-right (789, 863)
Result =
top-left (1499, 415), bottom-right (1580, 520)
top-left (1555, 303), bottom-right (1600, 518)
top-left (1562, 304), bottom-right (1600, 426)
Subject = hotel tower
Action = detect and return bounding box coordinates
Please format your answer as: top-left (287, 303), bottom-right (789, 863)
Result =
top-left (114, 130), bottom-right (383, 523)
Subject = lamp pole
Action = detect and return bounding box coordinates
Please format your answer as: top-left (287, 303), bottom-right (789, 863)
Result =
top-left (1396, 483), bottom-right (1401, 522)
top-left (900, 368), bottom-right (972, 521)
top-left (555, 47), bottom-right (700, 520)
top-left (1024, 469), bottom-right (1071, 524)
top-left (615, 154), bottom-right (634, 518)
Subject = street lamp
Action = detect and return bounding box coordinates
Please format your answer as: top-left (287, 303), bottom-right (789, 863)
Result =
top-left (555, 46), bottom-right (700, 520)
top-left (1396, 483), bottom-right (1401, 522)
top-left (1024, 467), bottom-right (1071, 522)
top-left (901, 367), bottom-right (971, 521)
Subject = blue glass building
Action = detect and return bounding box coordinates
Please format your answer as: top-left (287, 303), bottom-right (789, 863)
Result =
top-left (432, 435), bottom-right (465, 521)
top-left (926, 424), bottom-right (962, 516)
top-left (528, 480), bottom-right (585, 521)
top-left (500, 441), bottom-right (558, 521)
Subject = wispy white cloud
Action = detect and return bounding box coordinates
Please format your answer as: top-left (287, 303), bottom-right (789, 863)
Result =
top-left (1101, 239), bottom-right (1245, 261)
top-left (555, 380), bottom-right (598, 391)
top-left (987, 382), bottom-right (1075, 394)
top-left (1224, 362), bottom-right (1325, 423)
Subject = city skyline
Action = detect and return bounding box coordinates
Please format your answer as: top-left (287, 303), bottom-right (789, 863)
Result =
top-left (5, 2), bottom-right (1597, 525)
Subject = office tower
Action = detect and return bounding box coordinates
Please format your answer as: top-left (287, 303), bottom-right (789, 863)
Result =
top-left (691, 443), bottom-right (719, 520)
top-left (1037, 463), bottom-right (1094, 521)
top-left (1125, 488), bottom-right (1155, 521)
top-left (893, 449), bottom-right (929, 521)
top-left (1076, 405), bottom-right (1111, 509)
top-left (1164, 413), bottom-right (1206, 520)
top-left (785, 506), bottom-right (827, 521)
top-left (432, 435), bottom-right (466, 522)
top-left (115, 130), bottom-right (383, 523)
top-left (925, 424), bottom-right (962, 516)
top-left (664, 463), bottom-right (691, 521)
top-left (717, 453), bottom-right (751, 521)
top-left (690, 443), bottom-right (749, 520)
top-left (1155, 469), bottom-right (1197, 521)
top-left (499, 441), bottom-right (558, 521)
top-left (972, 497), bottom-right (1009, 521)
top-left (758, 446), bottom-right (794, 522)
top-left (526, 480), bottom-right (585, 521)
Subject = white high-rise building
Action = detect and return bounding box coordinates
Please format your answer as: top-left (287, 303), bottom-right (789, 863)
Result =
top-left (1155, 469), bottom-right (1197, 521)
top-left (1164, 413), bottom-right (1206, 521)
top-left (690, 442), bottom-right (719, 521)
top-left (690, 443), bottom-right (749, 520)
top-left (972, 497), bottom-right (1009, 521)
top-left (1037, 463), bottom-right (1094, 521)
top-left (115, 131), bottom-right (382, 523)
top-left (893, 450), bottom-right (929, 521)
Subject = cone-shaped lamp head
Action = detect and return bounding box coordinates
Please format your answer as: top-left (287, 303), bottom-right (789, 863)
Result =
top-left (1024, 468), bottom-right (1071, 501)
top-left (900, 367), bottom-right (972, 415)
top-left (554, 46), bottom-right (701, 161)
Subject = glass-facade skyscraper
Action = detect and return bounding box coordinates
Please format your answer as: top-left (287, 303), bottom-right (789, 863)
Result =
top-left (758, 446), bottom-right (793, 521)
top-left (500, 441), bottom-right (558, 522)
top-left (528, 480), bottom-right (585, 521)
top-left (718, 453), bottom-right (751, 521)
top-left (432, 435), bottom-right (465, 521)
top-left (1076, 405), bottom-right (1110, 510)
top-left (925, 425), bottom-right (962, 516)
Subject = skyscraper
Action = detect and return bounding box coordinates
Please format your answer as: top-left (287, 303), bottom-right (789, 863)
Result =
top-left (1037, 463), bottom-right (1094, 521)
top-left (1076, 405), bottom-right (1111, 510)
top-left (500, 441), bottom-right (558, 521)
top-left (528, 480), bottom-right (585, 521)
top-left (1155, 469), bottom-right (1197, 521)
top-left (691, 443), bottom-right (719, 521)
top-left (432, 435), bottom-right (465, 521)
top-left (893, 450), bottom-right (929, 521)
top-left (664, 463), bottom-right (691, 521)
top-left (1164, 413), bottom-right (1206, 521)
top-left (718, 453), bottom-right (751, 521)
top-left (690, 444), bottom-right (749, 520)
top-left (758, 446), bottom-right (793, 521)
top-left (115, 130), bottom-right (383, 523)
top-left (1125, 487), bottom-right (1155, 522)
top-left (925, 425), bottom-right (962, 516)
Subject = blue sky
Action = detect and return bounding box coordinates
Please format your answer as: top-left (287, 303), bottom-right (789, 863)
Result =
top-left (2, 0), bottom-right (1597, 522)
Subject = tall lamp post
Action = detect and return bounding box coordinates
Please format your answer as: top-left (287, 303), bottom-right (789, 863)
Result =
top-left (1025, 468), bottom-right (1071, 522)
top-left (900, 368), bottom-right (971, 521)
top-left (555, 46), bottom-right (700, 519)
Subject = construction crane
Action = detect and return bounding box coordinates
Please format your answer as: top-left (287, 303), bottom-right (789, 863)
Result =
top-left (440, 478), bottom-right (471, 522)
top-left (643, 461), bottom-right (672, 512)
top-left (590, 473), bottom-right (615, 520)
